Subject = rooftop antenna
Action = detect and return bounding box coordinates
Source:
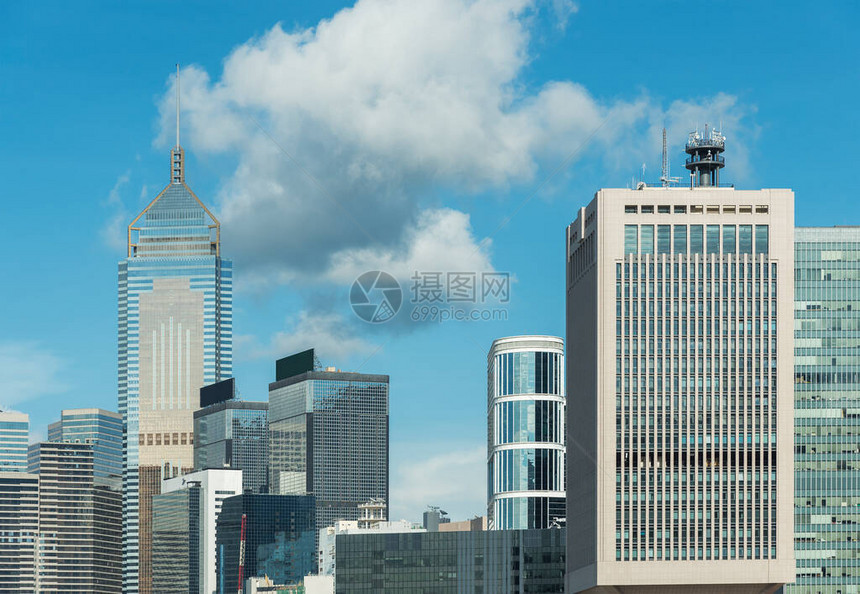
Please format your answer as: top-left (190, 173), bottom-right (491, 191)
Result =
top-left (175, 63), bottom-right (181, 149)
top-left (659, 127), bottom-right (680, 187)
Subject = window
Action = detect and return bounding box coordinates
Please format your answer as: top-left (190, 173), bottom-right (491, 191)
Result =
top-left (707, 205), bottom-right (720, 214)
top-left (625, 225), bottom-right (638, 254)
top-left (641, 225), bottom-right (654, 255)
top-left (625, 205), bottom-right (637, 213)
top-left (691, 205), bottom-right (704, 214)
top-left (755, 205), bottom-right (769, 213)
top-left (674, 225), bottom-right (687, 254)
top-left (707, 225), bottom-right (720, 254)
top-left (739, 225), bottom-right (753, 254)
top-left (723, 226), bottom-right (736, 254)
top-left (674, 205), bottom-right (687, 214)
top-left (723, 205), bottom-right (736, 214)
top-left (690, 225), bottom-right (704, 254)
top-left (739, 205), bottom-right (752, 214)
top-left (642, 205), bottom-right (654, 214)
top-left (657, 225), bottom-right (671, 254)
top-left (658, 205), bottom-right (670, 213)
top-left (755, 225), bottom-right (769, 254)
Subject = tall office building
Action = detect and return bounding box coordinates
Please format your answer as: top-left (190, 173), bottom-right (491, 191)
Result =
top-left (268, 349), bottom-right (389, 538)
top-left (48, 408), bottom-right (123, 478)
top-left (118, 77), bottom-right (233, 593)
top-left (153, 468), bottom-right (242, 594)
top-left (195, 398), bottom-right (269, 494)
top-left (28, 441), bottom-right (122, 593)
top-left (0, 471), bottom-right (38, 592)
top-left (789, 227), bottom-right (860, 591)
top-left (565, 129), bottom-right (795, 592)
top-left (0, 411), bottom-right (29, 472)
top-left (487, 335), bottom-right (566, 530)
top-left (215, 493), bottom-right (316, 592)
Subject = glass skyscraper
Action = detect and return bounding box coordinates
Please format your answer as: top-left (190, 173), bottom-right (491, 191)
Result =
top-left (565, 157), bottom-right (796, 590)
top-left (335, 527), bottom-right (566, 593)
top-left (487, 335), bottom-right (566, 530)
top-left (215, 494), bottom-right (316, 592)
top-left (0, 411), bottom-right (29, 472)
top-left (48, 408), bottom-right (123, 478)
top-left (0, 471), bottom-right (38, 592)
top-left (788, 227), bottom-right (860, 592)
top-left (118, 130), bottom-right (232, 593)
top-left (194, 400), bottom-right (269, 494)
top-left (268, 353), bottom-right (389, 538)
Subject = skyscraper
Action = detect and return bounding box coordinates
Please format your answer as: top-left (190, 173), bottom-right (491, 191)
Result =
top-left (194, 399), bottom-right (269, 494)
top-left (48, 408), bottom-right (123, 478)
top-left (788, 227), bottom-right (860, 591)
top-left (154, 468), bottom-right (242, 594)
top-left (0, 470), bottom-right (38, 593)
top-left (118, 73), bottom-right (232, 593)
top-left (268, 349), bottom-right (389, 537)
top-left (565, 130), bottom-right (795, 592)
top-left (0, 411), bottom-right (29, 472)
top-left (487, 335), bottom-right (566, 530)
top-left (28, 441), bottom-right (122, 593)
top-left (215, 493), bottom-right (316, 592)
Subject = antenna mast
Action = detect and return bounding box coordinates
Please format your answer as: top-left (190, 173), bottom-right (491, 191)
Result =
top-left (175, 64), bottom-right (180, 149)
top-left (659, 127), bottom-right (680, 187)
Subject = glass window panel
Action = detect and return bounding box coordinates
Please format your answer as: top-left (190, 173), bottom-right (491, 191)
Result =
top-left (723, 225), bottom-right (736, 254)
top-left (755, 225), bottom-right (769, 254)
top-left (673, 225), bottom-right (687, 254)
top-left (690, 225), bottom-right (704, 254)
top-left (707, 225), bottom-right (720, 254)
top-left (624, 225), bottom-right (638, 254)
top-left (640, 225), bottom-right (654, 255)
top-left (657, 225), bottom-right (671, 254)
top-left (739, 225), bottom-right (753, 254)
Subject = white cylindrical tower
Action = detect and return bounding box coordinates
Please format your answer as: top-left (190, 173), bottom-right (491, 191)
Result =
top-left (487, 335), bottom-right (565, 530)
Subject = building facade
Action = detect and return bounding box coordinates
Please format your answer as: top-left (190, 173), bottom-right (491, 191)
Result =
top-left (487, 335), bottom-right (566, 530)
top-left (0, 471), bottom-right (38, 593)
top-left (156, 468), bottom-right (242, 594)
top-left (334, 527), bottom-right (566, 593)
top-left (28, 441), bottom-right (122, 593)
top-left (0, 411), bottom-right (29, 472)
top-left (118, 126), bottom-right (232, 592)
top-left (194, 400), bottom-right (268, 494)
top-left (152, 483), bottom-right (200, 593)
top-left (565, 133), bottom-right (795, 592)
top-left (268, 352), bottom-right (389, 538)
top-left (319, 518), bottom-right (425, 577)
top-left (215, 494), bottom-right (316, 593)
top-left (788, 227), bottom-right (860, 592)
top-left (48, 408), bottom-right (123, 478)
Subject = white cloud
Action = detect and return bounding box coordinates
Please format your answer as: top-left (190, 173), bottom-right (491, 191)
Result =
top-left (0, 342), bottom-right (67, 409)
top-left (242, 310), bottom-right (376, 363)
top-left (390, 443), bottom-right (486, 522)
top-left (155, 0), bottom-right (754, 286)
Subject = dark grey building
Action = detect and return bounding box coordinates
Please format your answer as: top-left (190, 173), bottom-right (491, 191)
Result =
top-left (152, 487), bottom-right (200, 593)
top-left (268, 350), bottom-right (389, 537)
top-left (335, 527), bottom-right (566, 593)
top-left (215, 494), bottom-right (316, 593)
top-left (194, 399), bottom-right (269, 494)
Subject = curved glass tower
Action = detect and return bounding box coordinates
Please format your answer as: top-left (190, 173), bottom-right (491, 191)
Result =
top-left (487, 335), bottom-right (565, 530)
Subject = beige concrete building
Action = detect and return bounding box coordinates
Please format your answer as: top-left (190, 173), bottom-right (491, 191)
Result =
top-left (565, 132), bottom-right (795, 593)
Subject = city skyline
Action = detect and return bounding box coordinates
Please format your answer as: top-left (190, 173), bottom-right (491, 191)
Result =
top-left (1, 1), bottom-right (859, 527)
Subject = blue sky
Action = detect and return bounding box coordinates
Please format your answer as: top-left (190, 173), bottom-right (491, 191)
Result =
top-left (1, 1), bottom-right (857, 522)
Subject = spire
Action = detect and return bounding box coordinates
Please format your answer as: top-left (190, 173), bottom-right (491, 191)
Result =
top-left (170, 64), bottom-right (184, 184)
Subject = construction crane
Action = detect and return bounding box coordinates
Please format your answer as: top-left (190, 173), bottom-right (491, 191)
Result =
top-left (237, 513), bottom-right (247, 594)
